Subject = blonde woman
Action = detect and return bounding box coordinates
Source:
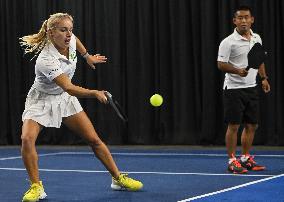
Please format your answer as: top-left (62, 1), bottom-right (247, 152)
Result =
top-left (20, 13), bottom-right (143, 202)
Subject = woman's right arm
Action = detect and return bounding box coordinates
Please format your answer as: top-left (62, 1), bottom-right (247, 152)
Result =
top-left (53, 73), bottom-right (107, 103)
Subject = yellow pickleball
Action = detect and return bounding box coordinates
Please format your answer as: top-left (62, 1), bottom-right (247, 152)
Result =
top-left (150, 94), bottom-right (163, 107)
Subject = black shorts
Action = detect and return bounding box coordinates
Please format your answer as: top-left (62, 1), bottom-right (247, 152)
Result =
top-left (223, 87), bottom-right (259, 124)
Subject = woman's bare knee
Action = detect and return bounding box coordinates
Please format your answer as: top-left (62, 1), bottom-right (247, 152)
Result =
top-left (21, 133), bottom-right (37, 144)
top-left (21, 120), bottom-right (41, 146)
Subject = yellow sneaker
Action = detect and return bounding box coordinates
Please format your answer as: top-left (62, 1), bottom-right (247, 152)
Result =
top-left (22, 181), bottom-right (47, 202)
top-left (111, 174), bottom-right (143, 191)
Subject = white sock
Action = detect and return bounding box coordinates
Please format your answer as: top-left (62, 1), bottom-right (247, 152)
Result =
top-left (240, 155), bottom-right (249, 162)
top-left (228, 157), bottom-right (236, 164)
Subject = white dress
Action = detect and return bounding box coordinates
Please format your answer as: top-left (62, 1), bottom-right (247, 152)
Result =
top-left (22, 34), bottom-right (83, 128)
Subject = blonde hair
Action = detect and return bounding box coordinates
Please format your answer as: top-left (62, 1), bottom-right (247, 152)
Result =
top-left (19, 13), bottom-right (73, 56)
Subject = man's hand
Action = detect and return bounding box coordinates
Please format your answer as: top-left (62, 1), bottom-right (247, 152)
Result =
top-left (262, 79), bottom-right (270, 93)
top-left (237, 68), bottom-right (248, 77)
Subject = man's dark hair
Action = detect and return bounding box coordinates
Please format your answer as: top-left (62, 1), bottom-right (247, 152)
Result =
top-left (234, 5), bottom-right (253, 17)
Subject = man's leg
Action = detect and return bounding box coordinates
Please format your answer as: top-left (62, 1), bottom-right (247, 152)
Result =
top-left (240, 123), bottom-right (265, 171)
top-left (241, 123), bottom-right (257, 155)
top-left (226, 123), bottom-right (248, 174)
top-left (226, 124), bottom-right (240, 158)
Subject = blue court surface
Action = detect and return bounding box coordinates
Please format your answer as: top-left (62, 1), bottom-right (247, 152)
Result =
top-left (0, 146), bottom-right (283, 202)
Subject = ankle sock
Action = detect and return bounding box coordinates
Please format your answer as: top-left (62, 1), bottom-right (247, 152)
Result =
top-left (228, 157), bottom-right (237, 164)
top-left (240, 154), bottom-right (250, 162)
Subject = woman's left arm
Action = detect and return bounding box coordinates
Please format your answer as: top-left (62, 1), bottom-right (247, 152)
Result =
top-left (76, 36), bottom-right (107, 69)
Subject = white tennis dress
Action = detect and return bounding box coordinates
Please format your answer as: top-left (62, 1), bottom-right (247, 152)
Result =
top-left (22, 34), bottom-right (83, 128)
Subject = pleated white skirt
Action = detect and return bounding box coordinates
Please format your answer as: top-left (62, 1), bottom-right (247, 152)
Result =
top-left (22, 87), bottom-right (83, 128)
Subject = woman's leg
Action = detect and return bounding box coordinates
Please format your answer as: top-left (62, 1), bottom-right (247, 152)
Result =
top-left (21, 119), bottom-right (42, 183)
top-left (63, 111), bottom-right (120, 178)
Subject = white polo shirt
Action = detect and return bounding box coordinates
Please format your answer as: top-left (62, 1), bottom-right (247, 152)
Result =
top-left (32, 34), bottom-right (77, 94)
top-left (217, 28), bottom-right (262, 89)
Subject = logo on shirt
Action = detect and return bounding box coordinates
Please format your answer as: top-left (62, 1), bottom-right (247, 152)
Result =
top-left (69, 51), bottom-right (77, 61)
top-left (48, 68), bottom-right (60, 75)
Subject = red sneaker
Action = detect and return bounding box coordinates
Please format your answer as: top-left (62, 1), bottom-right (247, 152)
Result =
top-left (240, 156), bottom-right (266, 171)
top-left (228, 159), bottom-right (248, 174)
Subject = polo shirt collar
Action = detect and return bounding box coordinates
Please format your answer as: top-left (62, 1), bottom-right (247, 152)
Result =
top-left (233, 28), bottom-right (256, 41)
top-left (47, 41), bottom-right (68, 61)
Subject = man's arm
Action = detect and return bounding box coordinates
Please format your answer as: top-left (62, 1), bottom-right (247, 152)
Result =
top-left (258, 63), bottom-right (270, 93)
top-left (258, 63), bottom-right (268, 79)
top-left (217, 61), bottom-right (248, 77)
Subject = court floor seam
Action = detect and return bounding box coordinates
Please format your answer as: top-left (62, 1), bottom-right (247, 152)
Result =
top-left (0, 167), bottom-right (275, 177)
top-left (1, 151), bottom-right (283, 161)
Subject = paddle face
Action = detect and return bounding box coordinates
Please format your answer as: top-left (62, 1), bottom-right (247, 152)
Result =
top-left (246, 43), bottom-right (266, 71)
top-left (105, 91), bottom-right (128, 123)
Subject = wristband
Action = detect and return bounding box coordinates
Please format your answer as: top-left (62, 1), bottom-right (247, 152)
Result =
top-left (260, 76), bottom-right (268, 81)
top-left (82, 52), bottom-right (90, 59)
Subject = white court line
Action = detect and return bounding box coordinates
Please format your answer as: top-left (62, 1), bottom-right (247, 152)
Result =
top-left (1, 151), bottom-right (283, 161)
top-left (0, 167), bottom-right (274, 177)
top-left (177, 173), bottom-right (284, 202)
top-left (0, 152), bottom-right (69, 161)
top-left (48, 152), bottom-right (284, 157)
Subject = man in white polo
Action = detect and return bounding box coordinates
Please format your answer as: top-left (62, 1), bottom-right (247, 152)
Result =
top-left (217, 5), bottom-right (270, 174)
